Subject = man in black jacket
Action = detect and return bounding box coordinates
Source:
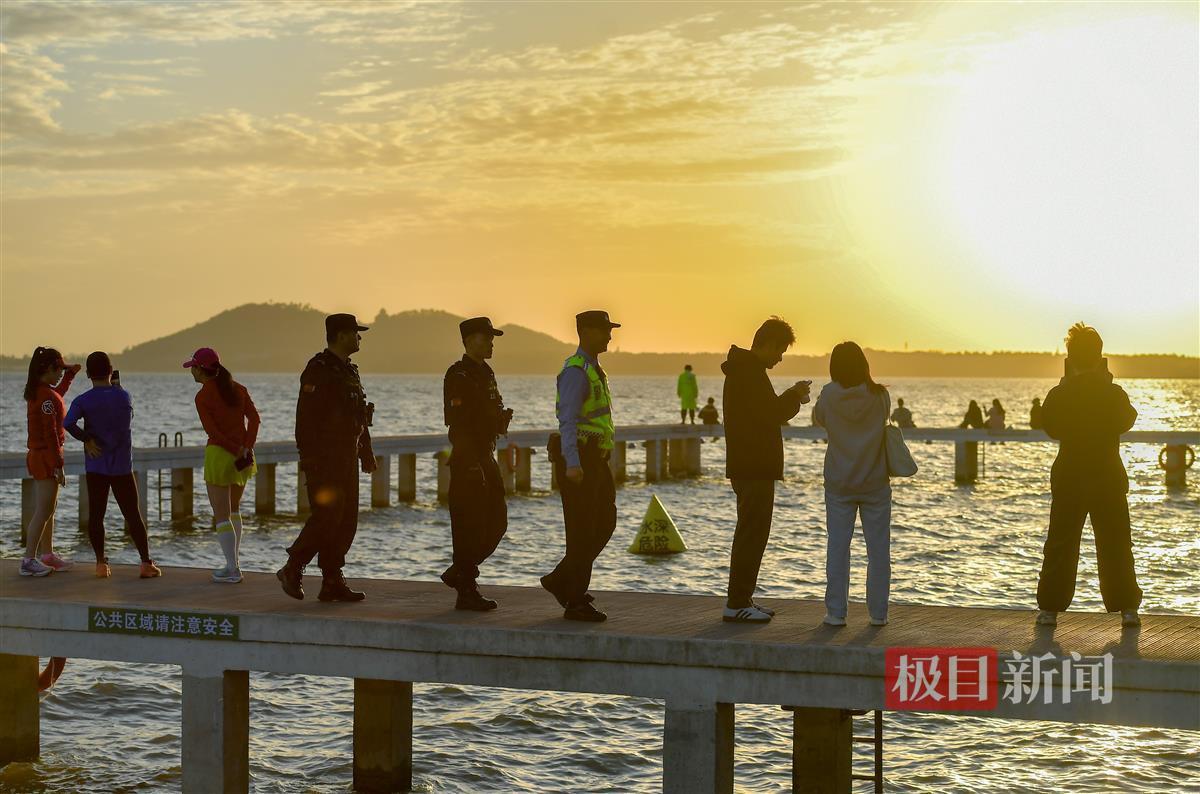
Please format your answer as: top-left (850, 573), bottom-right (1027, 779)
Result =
top-left (721, 317), bottom-right (810, 622)
top-left (1036, 323), bottom-right (1142, 627)
top-left (277, 314), bottom-right (377, 603)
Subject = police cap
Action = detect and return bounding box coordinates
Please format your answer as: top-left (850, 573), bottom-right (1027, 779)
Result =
top-left (460, 316), bottom-right (504, 340)
top-left (576, 310), bottom-right (621, 331)
top-left (326, 313), bottom-right (369, 336)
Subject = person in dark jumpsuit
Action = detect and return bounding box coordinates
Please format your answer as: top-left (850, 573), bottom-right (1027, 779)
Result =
top-left (1035, 323), bottom-right (1142, 627)
top-left (441, 316), bottom-right (512, 610)
top-left (277, 313), bottom-right (377, 603)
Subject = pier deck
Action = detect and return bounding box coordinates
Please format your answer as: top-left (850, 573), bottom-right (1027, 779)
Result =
top-left (2, 563), bottom-right (1197, 792)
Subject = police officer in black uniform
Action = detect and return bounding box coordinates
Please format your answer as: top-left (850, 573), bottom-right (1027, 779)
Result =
top-left (440, 317), bottom-right (512, 610)
top-left (277, 313), bottom-right (377, 602)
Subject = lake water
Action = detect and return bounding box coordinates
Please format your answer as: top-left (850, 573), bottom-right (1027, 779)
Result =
top-left (1, 373), bottom-right (1197, 792)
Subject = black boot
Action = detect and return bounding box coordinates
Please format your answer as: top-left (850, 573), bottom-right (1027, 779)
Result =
top-left (455, 587), bottom-right (498, 611)
top-left (276, 563), bottom-right (304, 600)
top-left (440, 564), bottom-right (463, 590)
top-left (317, 571), bottom-right (366, 602)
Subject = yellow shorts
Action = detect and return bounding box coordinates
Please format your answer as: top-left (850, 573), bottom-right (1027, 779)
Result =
top-left (204, 445), bottom-right (256, 487)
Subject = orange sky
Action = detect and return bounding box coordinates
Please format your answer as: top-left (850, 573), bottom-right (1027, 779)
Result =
top-left (1, 1), bottom-right (1197, 356)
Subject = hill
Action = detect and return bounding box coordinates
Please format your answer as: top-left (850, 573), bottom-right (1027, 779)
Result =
top-left (1, 303), bottom-right (1196, 378)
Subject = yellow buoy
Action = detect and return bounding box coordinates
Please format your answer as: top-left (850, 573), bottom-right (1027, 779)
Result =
top-left (628, 494), bottom-right (687, 554)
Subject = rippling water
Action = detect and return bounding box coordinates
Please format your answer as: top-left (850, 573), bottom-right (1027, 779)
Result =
top-left (1, 373), bottom-right (1197, 792)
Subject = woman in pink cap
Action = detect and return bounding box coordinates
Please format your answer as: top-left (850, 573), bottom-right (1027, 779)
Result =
top-left (185, 347), bottom-right (259, 583)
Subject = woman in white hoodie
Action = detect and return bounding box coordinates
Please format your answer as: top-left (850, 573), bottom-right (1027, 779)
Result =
top-left (813, 342), bottom-right (891, 627)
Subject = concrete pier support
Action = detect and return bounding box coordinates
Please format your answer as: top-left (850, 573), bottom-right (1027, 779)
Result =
top-left (0, 654), bottom-right (39, 764)
top-left (668, 439), bottom-right (687, 477)
top-left (646, 440), bottom-right (667, 483)
top-left (136, 469), bottom-right (150, 523)
top-left (297, 467), bottom-right (310, 514)
top-left (436, 452), bottom-right (451, 504)
top-left (255, 463), bottom-right (277, 515)
top-left (788, 707), bottom-right (852, 794)
top-left (353, 678), bottom-right (413, 793)
top-left (663, 698), bottom-right (733, 794)
top-left (21, 478), bottom-right (34, 542)
top-left (609, 442), bottom-right (627, 484)
top-left (497, 448), bottom-right (517, 495)
top-left (397, 454), bottom-right (417, 502)
top-left (684, 437), bottom-right (702, 476)
top-left (372, 455), bottom-right (392, 508)
top-left (515, 448), bottom-right (533, 493)
top-left (79, 474), bottom-right (90, 529)
top-left (954, 441), bottom-right (979, 484)
top-left (1161, 444), bottom-right (1193, 487)
top-left (181, 668), bottom-right (249, 794)
top-left (171, 467), bottom-right (194, 521)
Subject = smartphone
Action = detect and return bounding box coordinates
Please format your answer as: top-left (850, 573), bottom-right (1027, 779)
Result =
top-left (111, 369), bottom-right (121, 385)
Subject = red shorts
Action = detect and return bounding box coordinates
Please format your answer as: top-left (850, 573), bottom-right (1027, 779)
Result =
top-left (26, 449), bottom-right (62, 480)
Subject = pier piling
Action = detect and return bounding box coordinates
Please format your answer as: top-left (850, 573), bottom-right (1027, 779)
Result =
top-left (181, 667), bottom-right (249, 794)
top-left (397, 454), bottom-right (417, 502)
top-left (372, 455), bottom-right (392, 508)
top-left (171, 467), bottom-right (194, 521)
top-left (515, 448), bottom-right (533, 493)
top-left (0, 653), bottom-right (39, 764)
top-left (787, 706), bottom-right (853, 793)
top-left (954, 441), bottom-right (979, 484)
top-left (662, 698), bottom-right (734, 794)
top-left (609, 442), bottom-right (627, 484)
top-left (353, 679), bottom-right (413, 793)
top-left (255, 463), bottom-right (276, 515)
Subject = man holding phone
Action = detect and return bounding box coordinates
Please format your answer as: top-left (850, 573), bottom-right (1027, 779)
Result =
top-left (720, 317), bottom-right (810, 622)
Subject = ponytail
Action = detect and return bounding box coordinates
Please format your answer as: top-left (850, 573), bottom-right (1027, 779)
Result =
top-left (24, 346), bottom-right (61, 402)
top-left (214, 365), bottom-right (239, 407)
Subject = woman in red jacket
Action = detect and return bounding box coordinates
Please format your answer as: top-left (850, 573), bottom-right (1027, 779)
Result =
top-left (21, 346), bottom-right (81, 577)
top-left (185, 348), bottom-right (260, 584)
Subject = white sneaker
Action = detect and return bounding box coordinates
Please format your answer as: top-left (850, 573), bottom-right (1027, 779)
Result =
top-left (1121, 610), bottom-right (1141, 627)
top-left (870, 617), bottom-right (888, 626)
top-left (823, 613), bottom-right (846, 626)
top-left (211, 567), bottom-right (243, 583)
top-left (1036, 610), bottom-right (1057, 626)
top-left (752, 602), bottom-right (776, 617)
top-left (722, 605), bottom-right (772, 623)
top-left (20, 557), bottom-right (53, 577)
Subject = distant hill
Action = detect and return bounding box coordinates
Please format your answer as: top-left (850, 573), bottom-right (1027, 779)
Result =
top-left (1, 302), bottom-right (1197, 378)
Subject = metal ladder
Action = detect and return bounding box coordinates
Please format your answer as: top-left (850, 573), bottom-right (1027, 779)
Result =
top-left (154, 432), bottom-right (184, 520)
top-left (850, 709), bottom-right (884, 792)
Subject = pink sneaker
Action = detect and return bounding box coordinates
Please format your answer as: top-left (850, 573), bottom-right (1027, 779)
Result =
top-left (40, 552), bottom-right (74, 571)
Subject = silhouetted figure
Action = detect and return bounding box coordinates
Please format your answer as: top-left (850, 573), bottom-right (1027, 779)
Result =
top-left (959, 400), bottom-right (984, 429)
top-left (277, 314), bottom-right (377, 603)
top-left (889, 397), bottom-right (915, 428)
top-left (441, 317), bottom-right (512, 611)
top-left (1035, 323), bottom-right (1142, 627)
top-left (813, 342), bottom-right (892, 627)
top-left (985, 398), bottom-right (1006, 432)
top-left (1029, 397), bottom-right (1043, 430)
top-left (542, 310), bottom-right (621, 622)
top-left (678, 364), bottom-right (699, 424)
top-left (720, 317), bottom-right (810, 623)
top-left (699, 397), bottom-right (720, 425)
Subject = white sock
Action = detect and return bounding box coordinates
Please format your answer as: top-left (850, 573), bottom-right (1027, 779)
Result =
top-left (229, 512), bottom-right (244, 566)
top-left (215, 520), bottom-right (238, 571)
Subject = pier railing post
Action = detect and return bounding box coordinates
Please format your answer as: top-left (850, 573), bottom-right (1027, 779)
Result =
top-left (353, 678), bottom-right (413, 793)
top-left (668, 438), bottom-right (686, 477)
top-left (372, 455), bottom-right (392, 508)
top-left (181, 667), bottom-right (249, 794)
top-left (663, 697), bottom-right (734, 794)
top-left (609, 442), bottom-right (627, 484)
top-left (515, 448), bottom-right (533, 493)
top-left (436, 451), bottom-right (451, 504)
top-left (171, 467), bottom-right (194, 521)
top-left (255, 463), bottom-right (276, 515)
top-left (0, 654), bottom-right (39, 764)
top-left (78, 474), bottom-right (90, 530)
top-left (954, 441), bottom-right (979, 484)
top-left (397, 454), bottom-right (417, 502)
top-left (787, 706), bottom-right (852, 794)
top-left (297, 466), bottom-right (311, 514)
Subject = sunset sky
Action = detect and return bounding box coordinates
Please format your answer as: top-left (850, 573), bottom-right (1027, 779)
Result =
top-left (1, 1), bottom-right (1196, 357)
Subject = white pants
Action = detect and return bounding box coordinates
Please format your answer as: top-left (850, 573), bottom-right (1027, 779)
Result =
top-left (824, 485), bottom-right (892, 621)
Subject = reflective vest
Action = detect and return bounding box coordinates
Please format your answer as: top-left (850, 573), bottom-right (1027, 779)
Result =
top-left (556, 353), bottom-right (614, 450)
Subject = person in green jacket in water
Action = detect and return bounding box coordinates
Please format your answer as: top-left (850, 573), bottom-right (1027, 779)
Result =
top-left (677, 364), bottom-right (699, 424)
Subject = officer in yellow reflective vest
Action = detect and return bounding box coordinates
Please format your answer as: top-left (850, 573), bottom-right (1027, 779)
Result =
top-left (541, 310), bottom-right (620, 621)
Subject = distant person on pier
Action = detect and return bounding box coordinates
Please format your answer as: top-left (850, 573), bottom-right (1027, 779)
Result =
top-left (985, 398), bottom-right (1006, 432)
top-left (958, 400), bottom-right (985, 429)
top-left (889, 398), bottom-right (915, 428)
top-left (278, 314), bottom-right (377, 602)
top-left (813, 342), bottom-right (892, 627)
top-left (20, 347), bottom-right (80, 577)
top-left (542, 310), bottom-right (621, 622)
top-left (699, 397), bottom-right (720, 425)
top-left (65, 352), bottom-right (161, 579)
top-left (677, 364), bottom-right (699, 424)
top-left (186, 347), bottom-right (259, 584)
top-left (1029, 397), bottom-right (1043, 430)
top-left (1035, 323), bottom-right (1141, 627)
top-left (720, 317), bottom-right (810, 623)
top-left (441, 317), bottom-right (513, 611)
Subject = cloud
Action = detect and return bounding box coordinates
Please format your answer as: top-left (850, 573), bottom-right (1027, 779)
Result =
top-left (319, 80), bottom-right (391, 98)
top-left (0, 42), bottom-right (68, 137)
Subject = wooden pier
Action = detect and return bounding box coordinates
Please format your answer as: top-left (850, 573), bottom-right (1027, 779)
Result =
top-left (1, 564), bottom-right (1197, 792)
top-left (3, 426), bottom-right (1196, 533)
